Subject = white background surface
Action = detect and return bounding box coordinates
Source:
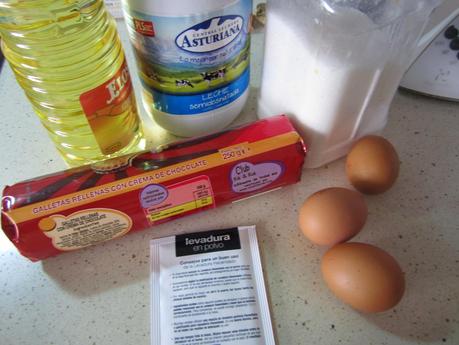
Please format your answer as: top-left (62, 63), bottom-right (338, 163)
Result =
top-left (1, 2), bottom-right (459, 345)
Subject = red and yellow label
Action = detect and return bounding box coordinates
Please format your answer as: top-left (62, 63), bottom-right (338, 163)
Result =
top-left (133, 19), bottom-right (155, 37)
top-left (140, 176), bottom-right (215, 223)
top-left (6, 132), bottom-right (300, 224)
top-left (80, 59), bottom-right (139, 155)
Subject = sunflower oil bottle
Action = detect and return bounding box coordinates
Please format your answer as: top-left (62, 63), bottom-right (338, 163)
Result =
top-left (0, 0), bottom-right (144, 166)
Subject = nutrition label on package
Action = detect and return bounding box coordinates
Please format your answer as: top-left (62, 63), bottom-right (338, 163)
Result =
top-left (140, 176), bottom-right (215, 224)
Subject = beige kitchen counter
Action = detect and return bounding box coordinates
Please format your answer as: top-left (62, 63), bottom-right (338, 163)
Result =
top-left (1, 14), bottom-right (458, 345)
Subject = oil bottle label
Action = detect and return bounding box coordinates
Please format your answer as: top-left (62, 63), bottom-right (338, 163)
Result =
top-left (124, 0), bottom-right (252, 115)
top-left (80, 59), bottom-right (138, 155)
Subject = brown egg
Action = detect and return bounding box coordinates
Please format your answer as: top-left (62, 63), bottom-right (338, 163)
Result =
top-left (321, 243), bottom-right (405, 313)
top-left (346, 135), bottom-right (399, 194)
top-left (298, 188), bottom-right (367, 246)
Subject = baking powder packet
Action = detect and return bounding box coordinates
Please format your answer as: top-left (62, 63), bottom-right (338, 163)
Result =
top-left (150, 226), bottom-right (276, 345)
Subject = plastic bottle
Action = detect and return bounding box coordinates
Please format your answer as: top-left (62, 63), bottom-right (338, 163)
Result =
top-left (0, 0), bottom-right (144, 166)
top-left (258, 0), bottom-right (440, 169)
top-left (122, 0), bottom-right (252, 137)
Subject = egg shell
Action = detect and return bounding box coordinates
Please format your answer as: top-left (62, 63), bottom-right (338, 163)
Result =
top-left (346, 135), bottom-right (400, 194)
top-left (298, 188), bottom-right (367, 246)
top-left (321, 242), bottom-right (405, 313)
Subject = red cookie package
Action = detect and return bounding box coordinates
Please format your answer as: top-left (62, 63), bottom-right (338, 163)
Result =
top-left (1, 115), bottom-right (306, 261)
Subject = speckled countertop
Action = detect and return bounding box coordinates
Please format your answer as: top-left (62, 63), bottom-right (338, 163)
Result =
top-left (1, 10), bottom-right (459, 345)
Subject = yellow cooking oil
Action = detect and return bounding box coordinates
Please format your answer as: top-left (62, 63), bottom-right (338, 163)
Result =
top-left (0, 0), bottom-right (144, 166)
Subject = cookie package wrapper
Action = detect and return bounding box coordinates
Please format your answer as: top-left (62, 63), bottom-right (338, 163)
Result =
top-left (1, 115), bottom-right (306, 261)
top-left (151, 225), bottom-right (276, 345)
